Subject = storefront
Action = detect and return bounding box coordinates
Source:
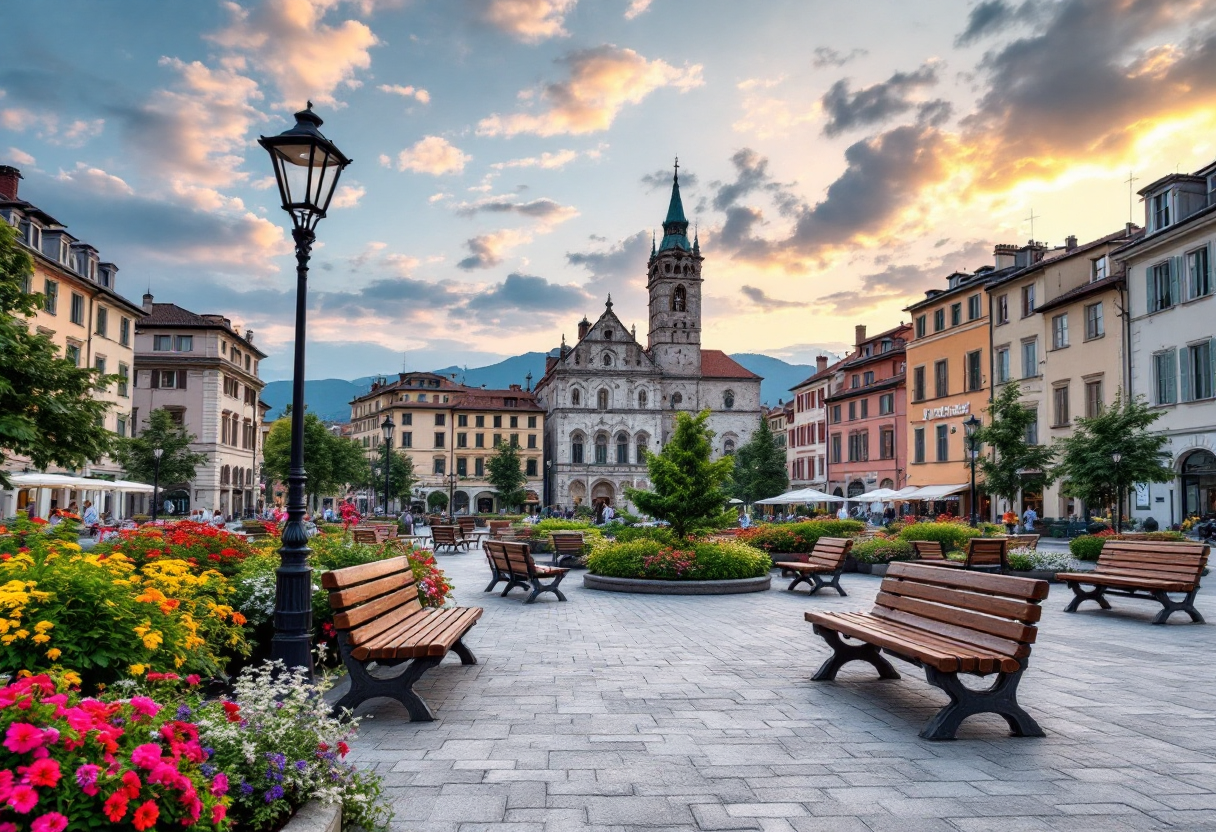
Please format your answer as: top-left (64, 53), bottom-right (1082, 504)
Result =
top-left (1181, 449), bottom-right (1216, 518)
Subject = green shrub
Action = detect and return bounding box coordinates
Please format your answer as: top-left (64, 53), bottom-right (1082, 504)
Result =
top-left (1140, 530), bottom-right (1185, 541)
top-left (586, 539), bottom-right (770, 580)
top-left (532, 519), bottom-right (602, 537)
top-left (899, 521), bottom-right (983, 552)
top-left (1069, 535), bottom-right (1106, 561)
top-left (979, 522), bottom-right (1006, 537)
top-left (850, 538), bottom-right (915, 564)
top-left (585, 539), bottom-right (664, 577)
top-left (610, 525), bottom-right (676, 545)
top-left (738, 520), bottom-right (865, 554)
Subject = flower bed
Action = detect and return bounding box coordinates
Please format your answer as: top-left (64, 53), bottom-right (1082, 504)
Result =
top-left (1069, 530), bottom-right (1186, 561)
top-left (1007, 547), bottom-right (1074, 575)
top-left (897, 521), bottom-right (984, 552)
top-left (92, 520), bottom-right (264, 577)
top-left (736, 520), bottom-right (866, 555)
top-left (850, 538), bottom-right (915, 565)
top-left (586, 539), bottom-right (770, 581)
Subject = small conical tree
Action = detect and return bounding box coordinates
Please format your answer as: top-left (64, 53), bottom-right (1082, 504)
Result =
top-left (974, 382), bottom-right (1058, 510)
top-left (487, 441), bottom-right (528, 511)
top-left (732, 416), bottom-right (789, 505)
top-left (625, 410), bottom-right (735, 539)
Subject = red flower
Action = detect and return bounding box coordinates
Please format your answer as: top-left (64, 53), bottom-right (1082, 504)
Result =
top-left (24, 758), bottom-right (60, 788)
top-left (211, 804), bottom-right (228, 824)
top-left (337, 741), bottom-right (349, 756)
top-left (122, 770), bottom-right (142, 799)
top-left (132, 800), bottom-right (159, 831)
top-left (186, 674), bottom-right (202, 686)
top-left (103, 791), bottom-right (129, 822)
top-left (7, 784), bottom-right (38, 813)
top-left (221, 702), bottom-right (241, 723)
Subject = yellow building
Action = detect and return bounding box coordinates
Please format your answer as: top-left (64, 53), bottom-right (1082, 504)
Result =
top-left (349, 372), bottom-right (544, 514)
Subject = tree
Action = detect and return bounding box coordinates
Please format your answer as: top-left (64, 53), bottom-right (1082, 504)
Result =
top-left (974, 382), bottom-right (1058, 511)
top-left (361, 448), bottom-right (418, 504)
top-left (113, 408), bottom-right (208, 485)
top-left (625, 410), bottom-right (735, 538)
top-left (262, 411), bottom-right (366, 505)
top-left (0, 220), bottom-right (116, 487)
top-left (731, 416), bottom-right (788, 505)
top-left (1053, 391), bottom-right (1174, 516)
top-left (486, 441), bottom-right (528, 511)
top-left (427, 490), bottom-right (448, 511)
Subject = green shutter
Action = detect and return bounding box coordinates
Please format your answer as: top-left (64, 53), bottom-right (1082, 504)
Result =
top-left (1170, 257), bottom-right (1182, 306)
top-left (1210, 338), bottom-right (1216, 399)
top-left (1179, 347), bottom-right (1190, 403)
top-left (1146, 267), bottom-right (1157, 312)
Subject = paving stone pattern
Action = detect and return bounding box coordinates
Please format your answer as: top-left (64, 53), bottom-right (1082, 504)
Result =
top-left (344, 545), bottom-right (1216, 832)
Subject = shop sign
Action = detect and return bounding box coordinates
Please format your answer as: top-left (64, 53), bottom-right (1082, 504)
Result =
top-left (922, 402), bottom-right (971, 421)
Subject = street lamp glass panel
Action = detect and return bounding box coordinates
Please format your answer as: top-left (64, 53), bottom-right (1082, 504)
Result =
top-left (381, 415), bottom-right (395, 441)
top-left (1112, 452), bottom-right (1123, 464)
top-left (153, 448), bottom-right (164, 459)
top-left (258, 105), bottom-right (350, 231)
top-left (963, 415), bottom-right (982, 436)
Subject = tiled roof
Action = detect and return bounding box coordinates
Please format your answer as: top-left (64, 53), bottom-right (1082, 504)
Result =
top-left (138, 303), bottom-right (267, 358)
top-left (1033, 274), bottom-right (1124, 314)
top-left (700, 350), bottom-right (761, 379)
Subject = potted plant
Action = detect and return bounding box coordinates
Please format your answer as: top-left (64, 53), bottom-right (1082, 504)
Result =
top-left (1002, 511), bottom-right (1018, 534)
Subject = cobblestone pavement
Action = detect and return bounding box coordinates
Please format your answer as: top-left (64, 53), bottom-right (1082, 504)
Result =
top-left (343, 546), bottom-right (1216, 832)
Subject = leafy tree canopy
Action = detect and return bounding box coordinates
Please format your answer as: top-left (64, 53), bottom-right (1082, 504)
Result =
top-left (262, 410), bottom-right (366, 501)
top-left (357, 448), bottom-right (418, 505)
top-left (625, 410), bottom-right (735, 538)
top-left (731, 415), bottom-right (788, 504)
top-left (427, 490), bottom-right (449, 510)
top-left (974, 382), bottom-right (1058, 504)
top-left (0, 221), bottom-right (115, 487)
top-left (486, 441), bottom-right (528, 511)
top-left (112, 408), bottom-right (208, 485)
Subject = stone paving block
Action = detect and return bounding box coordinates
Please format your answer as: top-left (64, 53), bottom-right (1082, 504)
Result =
top-left (427, 795), bottom-right (507, 823)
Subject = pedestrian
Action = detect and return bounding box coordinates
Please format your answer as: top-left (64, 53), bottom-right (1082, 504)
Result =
top-left (211, 509), bottom-right (226, 528)
top-left (48, 509), bottom-right (62, 526)
top-left (1022, 505), bottom-right (1038, 532)
top-left (836, 504), bottom-right (848, 521)
top-left (82, 500), bottom-right (99, 533)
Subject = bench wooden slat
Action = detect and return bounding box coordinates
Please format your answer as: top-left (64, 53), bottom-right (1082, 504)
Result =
top-left (871, 606), bottom-right (1029, 661)
top-left (825, 611), bottom-right (1012, 673)
top-left (333, 583), bottom-right (420, 631)
top-left (329, 572), bottom-right (412, 609)
top-left (353, 602), bottom-right (451, 658)
top-left (887, 562), bottom-right (1049, 600)
top-left (874, 590), bottom-right (1037, 644)
top-left (414, 608), bottom-right (485, 658)
top-left (1056, 572), bottom-right (1196, 592)
top-left (321, 555), bottom-right (412, 590)
top-left (881, 577), bottom-right (1043, 622)
top-left (378, 607), bottom-right (472, 659)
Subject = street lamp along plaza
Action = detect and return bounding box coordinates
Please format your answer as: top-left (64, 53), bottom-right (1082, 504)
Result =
top-left (963, 414), bottom-right (982, 528)
top-left (1112, 452), bottom-right (1123, 532)
top-left (259, 103), bottom-right (351, 677)
top-left (380, 415), bottom-right (395, 516)
top-left (151, 448), bottom-right (164, 522)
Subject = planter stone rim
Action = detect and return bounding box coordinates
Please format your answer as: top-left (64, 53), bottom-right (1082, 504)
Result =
top-left (280, 800), bottom-right (341, 832)
top-left (583, 573), bottom-right (772, 595)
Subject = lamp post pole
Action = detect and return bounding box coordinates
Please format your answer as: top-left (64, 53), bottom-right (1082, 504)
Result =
top-left (151, 448), bottom-right (163, 522)
top-left (381, 415), bottom-right (395, 516)
top-left (260, 104), bottom-right (350, 677)
top-left (1112, 452), bottom-right (1123, 532)
top-left (447, 472), bottom-right (457, 518)
top-left (963, 415), bottom-right (982, 528)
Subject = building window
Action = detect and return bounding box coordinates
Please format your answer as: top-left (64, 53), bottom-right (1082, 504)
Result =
top-left (433, 458), bottom-right (445, 475)
top-left (435, 413), bottom-right (446, 426)
top-left (912, 366), bottom-right (925, 402)
top-left (595, 434), bottom-right (608, 464)
top-left (933, 309), bottom-right (945, 332)
top-left (95, 306), bottom-right (108, 336)
top-left (950, 302), bottom-right (961, 326)
top-left (603, 353), bottom-right (612, 366)
top-left (1152, 191), bottom-right (1171, 230)
top-left (1024, 407), bottom-right (1039, 445)
top-left (830, 404), bottom-right (841, 424)
top-left (526, 458), bottom-right (538, 477)
top-left (116, 414), bottom-right (127, 438)
top-left (637, 435), bottom-right (648, 463)
top-left (94, 356), bottom-right (106, 377)
top-left (1052, 314), bottom-right (1069, 349)
top-left (1085, 379), bottom-right (1103, 418)
top-left (724, 391), bottom-right (735, 409)
top-left (880, 427), bottom-right (895, 460)
top-left (996, 294), bottom-right (1008, 325)
top-left (1149, 261), bottom-right (1174, 312)
top-left (70, 293), bottom-right (84, 325)
top-left (1021, 338), bottom-right (1038, 379)
top-left (965, 350), bottom-right (983, 392)
top-left (995, 347), bottom-right (1011, 384)
top-left (42, 280), bottom-right (58, 315)
top-left (456, 457), bottom-right (468, 477)
top-left (457, 414), bottom-right (468, 427)
top-left (1021, 284), bottom-right (1036, 317)
top-left (474, 457), bottom-right (484, 477)
top-left (1183, 340), bottom-right (1215, 401)
top-left (848, 402), bottom-right (856, 421)
top-left (913, 427), bottom-right (925, 463)
top-left (457, 432), bottom-right (468, 448)
top-left (510, 433), bottom-right (519, 447)
top-left (400, 431), bottom-right (413, 448)
top-left (528, 415), bottom-right (537, 428)
top-left (863, 371), bottom-right (875, 386)
top-left (879, 393), bottom-right (893, 414)
top-left (117, 364), bottom-right (129, 397)
top-left (527, 434), bottom-right (537, 449)
top-left (860, 399), bottom-right (869, 418)
top-left (597, 389), bottom-right (609, 410)
top-left (434, 432), bottom-right (445, 448)
top-left (571, 389), bottom-right (581, 406)
top-left (672, 285), bottom-right (686, 312)
top-left (65, 343), bottom-right (81, 366)
top-left (474, 433), bottom-right (484, 448)
top-left (493, 433), bottom-right (503, 446)
top-left (935, 424), bottom-right (949, 462)
top-left (493, 415), bottom-right (502, 428)
top-left (572, 435), bottom-right (584, 463)
top-left (173, 335), bottom-right (192, 351)
top-left (1187, 246), bottom-right (1211, 299)
top-left (475, 414), bottom-right (485, 427)
top-left (616, 432), bottom-right (629, 464)
top-left (638, 390), bottom-right (648, 408)
top-left (1153, 350), bottom-right (1177, 405)
top-left (968, 293), bottom-right (982, 320)
top-left (915, 315), bottom-right (926, 338)
top-left (723, 438), bottom-right (735, 455)
top-left (1091, 256), bottom-right (1109, 282)
top-left (1052, 384), bottom-right (1070, 427)
top-left (671, 392), bottom-right (683, 408)
top-left (847, 431), bottom-right (869, 462)
top-left (934, 359), bottom-right (948, 398)
top-left (851, 374), bottom-right (860, 389)
top-left (1084, 303), bottom-right (1104, 339)
top-left (119, 316), bottom-right (130, 346)
top-left (830, 433), bottom-right (841, 464)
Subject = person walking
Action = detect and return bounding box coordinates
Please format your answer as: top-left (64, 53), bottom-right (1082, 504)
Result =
top-left (1021, 505), bottom-right (1038, 533)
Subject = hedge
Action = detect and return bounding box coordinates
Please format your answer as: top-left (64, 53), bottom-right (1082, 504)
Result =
top-left (898, 521), bottom-right (983, 552)
top-left (736, 520), bottom-right (866, 554)
top-left (586, 538), bottom-right (771, 580)
top-left (850, 538), bottom-right (915, 564)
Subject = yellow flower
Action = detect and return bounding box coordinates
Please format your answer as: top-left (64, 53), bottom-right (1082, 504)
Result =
top-left (60, 670), bottom-right (81, 688)
top-left (46, 648), bottom-right (61, 660)
top-left (31, 634), bottom-right (49, 644)
top-left (14, 629), bottom-right (28, 640)
top-left (0, 620), bottom-right (10, 634)
top-left (174, 655), bottom-right (185, 668)
top-left (142, 631), bottom-right (163, 651)
top-left (129, 664), bottom-right (146, 676)
top-left (1, 635), bottom-right (14, 645)
top-left (34, 621), bottom-right (53, 633)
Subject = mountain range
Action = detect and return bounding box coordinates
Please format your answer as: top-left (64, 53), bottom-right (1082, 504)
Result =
top-left (261, 352), bottom-right (821, 422)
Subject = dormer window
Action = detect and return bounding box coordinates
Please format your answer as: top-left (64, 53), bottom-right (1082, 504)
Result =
top-left (1152, 191), bottom-right (1171, 230)
top-left (1091, 256), bottom-right (1109, 282)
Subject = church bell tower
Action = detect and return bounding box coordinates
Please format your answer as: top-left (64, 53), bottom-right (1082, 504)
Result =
top-left (647, 160), bottom-right (703, 376)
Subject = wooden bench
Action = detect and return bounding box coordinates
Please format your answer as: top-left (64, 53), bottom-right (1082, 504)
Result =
top-left (352, 528), bottom-right (381, 546)
top-left (911, 540), bottom-right (963, 568)
top-left (805, 562), bottom-right (1049, 740)
top-left (965, 538), bottom-right (1008, 572)
top-left (488, 520), bottom-right (512, 539)
top-left (549, 532), bottom-right (586, 567)
top-left (774, 537), bottom-right (853, 595)
top-left (1056, 540), bottom-right (1209, 624)
top-left (322, 556), bottom-right (482, 720)
top-left (1004, 534), bottom-right (1039, 550)
top-left (431, 525), bottom-right (468, 553)
top-left (484, 540), bottom-right (569, 603)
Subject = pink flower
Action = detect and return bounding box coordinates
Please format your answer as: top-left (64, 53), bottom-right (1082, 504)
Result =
top-left (0, 822), bottom-right (18, 832)
top-left (128, 696), bottom-right (161, 719)
top-left (7, 784), bottom-right (39, 814)
top-left (210, 773), bottom-right (228, 796)
top-left (31, 813), bottom-right (68, 832)
top-left (211, 804), bottom-right (227, 825)
top-left (0, 770), bottom-right (12, 801)
top-left (4, 723), bottom-right (43, 753)
top-left (25, 758), bottom-right (60, 788)
top-left (186, 674), bottom-right (201, 686)
top-left (75, 764), bottom-right (101, 796)
top-left (130, 743), bottom-right (162, 770)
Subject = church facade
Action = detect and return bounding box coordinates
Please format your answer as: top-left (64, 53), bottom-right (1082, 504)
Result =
top-left (534, 169), bottom-right (764, 512)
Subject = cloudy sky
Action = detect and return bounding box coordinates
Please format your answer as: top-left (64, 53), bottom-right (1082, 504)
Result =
top-left (4, 0), bottom-right (1216, 379)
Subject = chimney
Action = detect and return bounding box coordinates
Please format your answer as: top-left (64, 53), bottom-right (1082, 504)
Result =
top-left (854, 324), bottom-right (867, 349)
top-left (816, 355), bottom-right (828, 373)
top-left (0, 166), bottom-right (21, 201)
top-left (142, 292), bottom-right (154, 312)
top-left (1126, 221), bottom-right (1137, 237)
top-left (1065, 234), bottom-right (1077, 251)
top-left (993, 243), bottom-right (1017, 270)
top-left (509, 384), bottom-right (521, 391)
top-left (577, 316), bottom-right (590, 340)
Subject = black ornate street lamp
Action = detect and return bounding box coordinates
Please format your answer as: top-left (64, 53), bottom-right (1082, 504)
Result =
top-left (260, 104), bottom-right (351, 676)
top-left (380, 415), bottom-right (395, 516)
top-left (963, 414), bottom-right (982, 528)
top-left (447, 472), bottom-right (458, 518)
top-left (151, 448), bottom-right (163, 522)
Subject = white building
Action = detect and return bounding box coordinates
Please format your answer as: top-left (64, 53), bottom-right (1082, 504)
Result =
top-left (786, 356), bottom-right (834, 491)
top-left (1119, 157), bottom-right (1216, 524)
top-left (534, 169), bottom-right (763, 512)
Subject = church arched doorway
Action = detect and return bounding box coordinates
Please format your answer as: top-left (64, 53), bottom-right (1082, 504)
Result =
top-left (591, 481), bottom-right (615, 506)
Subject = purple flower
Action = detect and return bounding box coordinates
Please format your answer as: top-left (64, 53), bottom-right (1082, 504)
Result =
top-left (265, 785), bottom-right (285, 803)
top-left (200, 764), bottom-right (215, 777)
top-left (240, 781), bottom-right (254, 796)
top-left (295, 760), bottom-right (308, 771)
top-left (176, 704), bottom-right (193, 720)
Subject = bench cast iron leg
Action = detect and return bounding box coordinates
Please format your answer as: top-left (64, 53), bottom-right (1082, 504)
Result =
top-left (450, 637), bottom-right (478, 665)
top-left (501, 578), bottom-right (530, 597)
top-left (810, 570), bottom-right (846, 597)
top-left (920, 665), bottom-right (1044, 741)
top-left (1063, 581), bottom-right (1111, 613)
top-left (1151, 589), bottom-right (1205, 624)
top-left (332, 635), bottom-right (442, 722)
top-left (810, 626), bottom-right (900, 682)
top-left (526, 572), bottom-right (568, 604)
top-left (484, 564), bottom-right (504, 592)
top-left (786, 572), bottom-right (811, 592)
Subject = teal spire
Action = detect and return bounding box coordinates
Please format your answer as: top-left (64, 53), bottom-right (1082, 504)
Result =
top-left (651, 231), bottom-right (656, 257)
top-left (658, 157), bottom-right (691, 253)
top-left (692, 223), bottom-right (700, 255)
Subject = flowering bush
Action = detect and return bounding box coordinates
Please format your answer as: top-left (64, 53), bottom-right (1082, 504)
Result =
top-left (0, 515), bottom-right (79, 557)
top-left (192, 663), bottom-right (389, 832)
top-left (92, 521), bottom-right (261, 577)
top-left (1007, 548), bottom-right (1074, 572)
top-left (1002, 511), bottom-right (1018, 526)
top-left (850, 538), bottom-right (916, 564)
top-left (736, 520), bottom-right (866, 554)
top-left (0, 673), bottom-right (230, 830)
top-left (0, 539), bottom-right (248, 688)
top-left (898, 521), bottom-right (983, 552)
top-left (337, 502), bottom-right (361, 532)
top-left (587, 538), bottom-right (770, 580)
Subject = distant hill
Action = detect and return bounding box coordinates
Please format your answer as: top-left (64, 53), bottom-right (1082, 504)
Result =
top-left (262, 351), bottom-right (815, 421)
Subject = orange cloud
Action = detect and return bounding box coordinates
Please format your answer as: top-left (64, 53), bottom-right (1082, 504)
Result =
top-left (378, 83), bottom-right (430, 103)
top-left (477, 45), bottom-right (703, 137)
top-left (394, 136), bottom-right (470, 175)
top-left (473, 0), bottom-right (577, 43)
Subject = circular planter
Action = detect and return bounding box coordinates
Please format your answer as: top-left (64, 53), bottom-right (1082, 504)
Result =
top-left (583, 573), bottom-right (772, 595)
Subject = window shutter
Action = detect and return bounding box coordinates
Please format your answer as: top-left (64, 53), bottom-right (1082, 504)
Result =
top-left (177, 370), bottom-right (187, 390)
top-left (1210, 338), bottom-right (1216, 398)
top-left (1187, 251), bottom-right (1198, 300)
top-left (150, 370), bottom-right (159, 389)
top-left (1170, 256), bottom-right (1182, 305)
top-left (1146, 268), bottom-right (1157, 313)
top-left (1179, 347), bottom-right (1191, 403)
top-left (1167, 350), bottom-right (1177, 404)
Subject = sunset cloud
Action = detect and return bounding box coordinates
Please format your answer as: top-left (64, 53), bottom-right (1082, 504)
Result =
top-left (378, 83), bottom-right (431, 103)
top-left (740, 285), bottom-right (807, 311)
top-left (491, 149), bottom-right (581, 170)
top-left (623, 0), bottom-right (653, 19)
top-left (821, 62), bottom-right (943, 137)
top-left (477, 45), bottom-right (703, 137)
top-left (394, 136), bottom-right (470, 175)
top-left (471, 0), bottom-right (577, 42)
top-left (454, 195), bottom-right (579, 225)
top-left (457, 227), bottom-right (534, 270)
top-left (812, 46), bottom-right (868, 68)
top-left (330, 183), bottom-right (365, 208)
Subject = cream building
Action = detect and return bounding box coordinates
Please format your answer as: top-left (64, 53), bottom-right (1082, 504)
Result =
top-left (132, 295), bottom-right (266, 518)
top-left (0, 165), bottom-right (145, 518)
top-left (786, 356), bottom-right (835, 492)
top-left (1120, 158), bottom-right (1216, 524)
